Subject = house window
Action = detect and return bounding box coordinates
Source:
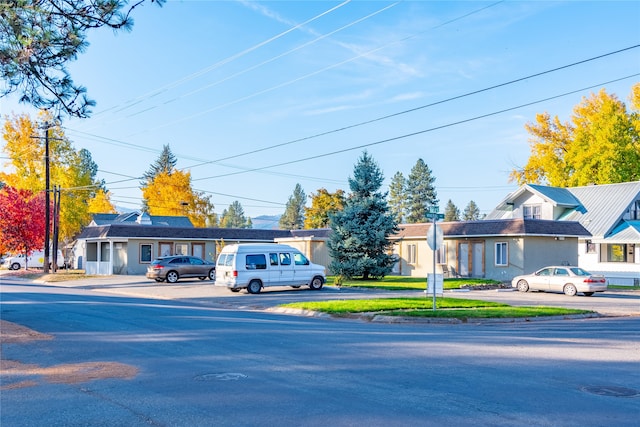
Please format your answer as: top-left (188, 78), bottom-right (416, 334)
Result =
top-left (586, 240), bottom-right (596, 254)
top-left (100, 242), bottom-right (110, 262)
top-left (175, 243), bottom-right (188, 255)
top-left (601, 244), bottom-right (627, 262)
top-left (87, 242), bottom-right (98, 262)
top-left (159, 242), bottom-right (172, 257)
top-left (523, 205), bottom-right (541, 219)
top-left (495, 242), bottom-right (508, 266)
top-left (140, 244), bottom-right (152, 263)
top-left (631, 200), bottom-right (640, 220)
top-left (407, 244), bottom-right (417, 264)
top-left (436, 243), bottom-right (447, 264)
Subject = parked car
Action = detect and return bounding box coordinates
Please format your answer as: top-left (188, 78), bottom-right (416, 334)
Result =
top-left (512, 266), bottom-right (607, 296)
top-left (146, 255), bottom-right (215, 283)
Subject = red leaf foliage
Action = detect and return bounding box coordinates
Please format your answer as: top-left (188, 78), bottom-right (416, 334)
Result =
top-left (0, 186), bottom-right (47, 256)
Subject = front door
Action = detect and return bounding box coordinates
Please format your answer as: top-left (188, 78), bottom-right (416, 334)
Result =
top-left (458, 241), bottom-right (485, 278)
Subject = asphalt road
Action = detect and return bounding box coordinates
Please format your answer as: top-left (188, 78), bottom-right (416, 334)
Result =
top-left (1, 275), bottom-right (639, 426)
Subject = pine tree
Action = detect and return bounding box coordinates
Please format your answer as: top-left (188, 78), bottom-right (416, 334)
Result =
top-left (388, 171), bottom-right (407, 224)
top-left (1, 0), bottom-right (164, 118)
top-left (142, 144), bottom-right (177, 182)
top-left (444, 199), bottom-right (460, 221)
top-left (463, 200), bottom-right (481, 221)
top-left (328, 151), bottom-right (398, 279)
top-left (220, 201), bottom-right (251, 228)
top-left (406, 159), bottom-right (438, 223)
top-left (279, 184), bottom-right (306, 230)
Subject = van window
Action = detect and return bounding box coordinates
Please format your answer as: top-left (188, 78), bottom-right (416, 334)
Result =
top-left (294, 253), bottom-right (309, 266)
top-left (217, 253), bottom-right (235, 267)
top-left (246, 254), bottom-right (267, 270)
top-left (279, 253), bottom-right (291, 266)
top-left (269, 253), bottom-right (278, 266)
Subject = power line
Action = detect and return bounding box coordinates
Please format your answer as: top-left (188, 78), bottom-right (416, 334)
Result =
top-left (184, 44), bottom-right (640, 170)
top-left (192, 74), bottom-right (640, 181)
top-left (91, 0), bottom-right (354, 118)
top-left (64, 44), bottom-right (639, 184)
top-left (119, 1), bottom-right (506, 136)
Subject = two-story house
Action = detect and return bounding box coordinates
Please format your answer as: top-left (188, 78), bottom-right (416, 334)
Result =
top-left (486, 181), bottom-right (640, 285)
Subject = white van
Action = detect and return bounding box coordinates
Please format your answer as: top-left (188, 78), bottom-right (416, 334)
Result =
top-left (214, 243), bottom-right (326, 293)
top-left (2, 250), bottom-right (65, 270)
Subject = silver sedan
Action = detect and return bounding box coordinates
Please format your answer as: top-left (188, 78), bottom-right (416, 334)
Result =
top-left (512, 266), bottom-right (607, 296)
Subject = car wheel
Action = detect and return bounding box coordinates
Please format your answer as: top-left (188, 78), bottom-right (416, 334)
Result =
top-left (198, 277), bottom-right (206, 280)
top-left (247, 280), bottom-right (262, 294)
top-left (291, 285), bottom-right (301, 289)
top-left (516, 280), bottom-right (529, 292)
top-left (10, 262), bottom-right (20, 270)
top-left (155, 278), bottom-right (165, 283)
top-left (309, 276), bottom-right (324, 290)
top-left (208, 269), bottom-right (215, 280)
top-left (166, 271), bottom-right (179, 283)
top-left (583, 292), bottom-right (594, 297)
top-left (563, 283), bottom-right (577, 296)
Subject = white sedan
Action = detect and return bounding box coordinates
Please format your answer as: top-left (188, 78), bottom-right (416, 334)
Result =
top-left (512, 266), bottom-right (607, 296)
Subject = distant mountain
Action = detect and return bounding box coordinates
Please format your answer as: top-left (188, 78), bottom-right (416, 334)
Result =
top-left (251, 215), bottom-right (281, 230)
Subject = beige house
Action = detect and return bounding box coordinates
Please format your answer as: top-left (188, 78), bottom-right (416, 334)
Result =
top-left (391, 219), bottom-right (590, 282)
top-left (74, 213), bottom-right (331, 276)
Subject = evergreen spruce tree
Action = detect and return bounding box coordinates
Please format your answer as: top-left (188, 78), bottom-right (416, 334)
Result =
top-left (406, 159), bottom-right (438, 223)
top-left (279, 183), bottom-right (306, 230)
top-left (444, 199), bottom-right (460, 221)
top-left (141, 144), bottom-right (178, 213)
top-left (388, 171), bottom-right (407, 224)
top-left (220, 201), bottom-right (252, 228)
top-left (328, 151), bottom-right (398, 279)
top-left (463, 200), bottom-right (481, 221)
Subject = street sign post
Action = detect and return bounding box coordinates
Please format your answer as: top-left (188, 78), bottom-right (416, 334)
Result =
top-left (426, 206), bottom-right (443, 311)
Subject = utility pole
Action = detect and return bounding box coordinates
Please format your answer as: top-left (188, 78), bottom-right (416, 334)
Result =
top-left (52, 185), bottom-right (61, 272)
top-left (43, 127), bottom-right (51, 273)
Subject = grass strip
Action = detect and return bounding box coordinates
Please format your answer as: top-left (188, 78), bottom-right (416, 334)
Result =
top-left (329, 276), bottom-right (502, 290)
top-left (280, 297), bottom-right (592, 318)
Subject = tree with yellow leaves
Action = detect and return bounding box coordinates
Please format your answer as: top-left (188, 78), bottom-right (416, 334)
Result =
top-left (511, 83), bottom-right (640, 186)
top-left (304, 188), bottom-right (345, 229)
top-left (1, 112), bottom-right (115, 243)
top-left (140, 146), bottom-right (216, 227)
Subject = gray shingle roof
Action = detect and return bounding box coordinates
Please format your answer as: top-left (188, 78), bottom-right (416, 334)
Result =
top-left (394, 219), bottom-right (590, 239)
top-left (90, 213), bottom-right (193, 227)
top-left (77, 224), bottom-right (292, 241)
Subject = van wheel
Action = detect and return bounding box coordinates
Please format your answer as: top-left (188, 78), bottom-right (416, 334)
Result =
top-left (230, 288), bottom-right (241, 293)
top-left (309, 276), bottom-right (324, 290)
top-left (166, 271), bottom-right (179, 283)
top-left (10, 262), bottom-right (20, 270)
top-left (583, 292), bottom-right (594, 296)
top-left (247, 280), bottom-right (262, 294)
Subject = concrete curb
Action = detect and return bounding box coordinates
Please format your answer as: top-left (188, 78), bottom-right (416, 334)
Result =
top-left (267, 307), bottom-right (603, 324)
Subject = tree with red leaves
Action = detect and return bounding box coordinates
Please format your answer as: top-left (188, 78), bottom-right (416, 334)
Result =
top-left (0, 186), bottom-right (47, 269)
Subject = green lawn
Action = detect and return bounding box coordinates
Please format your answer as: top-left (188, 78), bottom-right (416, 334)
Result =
top-left (328, 275), bottom-right (502, 290)
top-left (280, 297), bottom-right (592, 319)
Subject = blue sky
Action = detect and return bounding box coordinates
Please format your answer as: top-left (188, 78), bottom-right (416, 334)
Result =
top-left (1, 0), bottom-right (639, 222)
